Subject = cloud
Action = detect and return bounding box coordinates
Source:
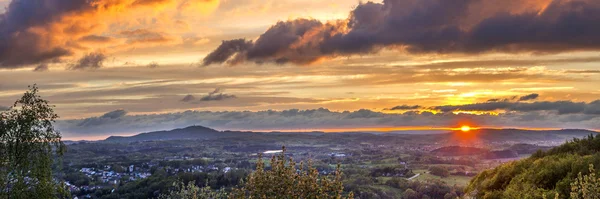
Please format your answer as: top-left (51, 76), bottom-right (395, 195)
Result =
top-left (386, 105), bottom-right (423, 110)
top-left (33, 64), bottom-right (49, 72)
top-left (69, 52), bottom-right (106, 70)
top-left (0, 0), bottom-right (219, 69)
top-left (180, 94), bottom-right (196, 102)
top-left (204, 0), bottom-right (600, 66)
top-left (433, 99), bottom-right (600, 115)
top-left (202, 39), bottom-right (253, 66)
top-left (518, 93), bottom-right (540, 101)
top-left (100, 109), bottom-right (128, 119)
top-left (76, 109), bottom-right (128, 127)
top-left (199, 88), bottom-right (236, 101)
top-left (55, 107), bottom-right (600, 138)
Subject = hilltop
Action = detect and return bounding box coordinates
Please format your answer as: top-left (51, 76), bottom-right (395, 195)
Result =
top-left (104, 125), bottom-right (248, 142)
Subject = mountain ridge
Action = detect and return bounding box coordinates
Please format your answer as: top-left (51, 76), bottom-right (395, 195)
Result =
top-left (97, 125), bottom-right (599, 143)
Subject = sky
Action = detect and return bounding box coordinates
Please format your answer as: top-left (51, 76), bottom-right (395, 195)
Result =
top-left (0, 0), bottom-right (600, 139)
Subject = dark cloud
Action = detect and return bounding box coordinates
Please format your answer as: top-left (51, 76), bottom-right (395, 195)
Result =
top-left (202, 39), bottom-right (253, 66)
top-left (487, 98), bottom-right (506, 102)
top-left (76, 109), bottom-right (128, 127)
top-left (386, 105), bottom-right (423, 110)
top-left (518, 93), bottom-right (540, 101)
top-left (0, 0), bottom-right (89, 68)
top-left (33, 64), bottom-right (49, 72)
top-left (204, 0), bottom-right (600, 65)
top-left (100, 109), bottom-right (128, 119)
top-left (69, 52), bottom-right (106, 70)
top-left (433, 99), bottom-right (600, 115)
top-left (345, 109), bottom-right (384, 119)
top-left (0, 0), bottom-right (189, 68)
top-left (199, 88), bottom-right (236, 101)
top-left (180, 94), bottom-right (196, 102)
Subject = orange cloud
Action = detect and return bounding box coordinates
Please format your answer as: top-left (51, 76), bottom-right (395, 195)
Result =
top-left (0, 0), bottom-right (220, 69)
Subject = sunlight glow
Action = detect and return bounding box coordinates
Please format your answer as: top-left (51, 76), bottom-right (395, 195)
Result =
top-left (461, 125), bottom-right (471, 132)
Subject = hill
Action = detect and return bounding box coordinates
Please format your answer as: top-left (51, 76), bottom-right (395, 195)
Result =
top-left (466, 134), bottom-right (600, 198)
top-left (104, 125), bottom-right (248, 142)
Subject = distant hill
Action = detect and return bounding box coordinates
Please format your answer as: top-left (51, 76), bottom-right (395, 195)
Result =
top-left (104, 125), bottom-right (248, 142)
top-left (100, 125), bottom-right (597, 143)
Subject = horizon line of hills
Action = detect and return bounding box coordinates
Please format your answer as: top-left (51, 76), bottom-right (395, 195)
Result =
top-left (64, 124), bottom-right (599, 143)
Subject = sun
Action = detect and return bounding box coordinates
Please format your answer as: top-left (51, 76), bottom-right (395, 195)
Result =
top-left (460, 125), bottom-right (471, 132)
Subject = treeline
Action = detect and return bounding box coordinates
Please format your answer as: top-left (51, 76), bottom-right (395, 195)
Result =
top-left (466, 134), bottom-right (600, 198)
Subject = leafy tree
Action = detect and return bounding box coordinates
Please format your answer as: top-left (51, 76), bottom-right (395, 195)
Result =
top-left (158, 181), bottom-right (228, 199)
top-left (570, 164), bottom-right (600, 199)
top-left (230, 147), bottom-right (353, 198)
top-left (161, 147), bottom-right (352, 199)
top-left (0, 85), bottom-right (68, 198)
top-left (429, 166), bottom-right (450, 178)
top-left (402, 188), bottom-right (418, 199)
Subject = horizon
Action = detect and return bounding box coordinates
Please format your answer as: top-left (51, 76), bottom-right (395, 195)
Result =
top-left (62, 123), bottom-right (600, 141)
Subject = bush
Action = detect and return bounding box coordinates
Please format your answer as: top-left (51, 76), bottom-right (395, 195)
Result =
top-left (429, 166), bottom-right (450, 178)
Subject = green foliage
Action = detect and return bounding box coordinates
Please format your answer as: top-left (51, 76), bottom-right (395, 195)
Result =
top-left (466, 134), bottom-right (600, 199)
top-left (99, 169), bottom-right (176, 199)
top-left (429, 166), bottom-right (450, 178)
top-left (158, 181), bottom-right (228, 199)
top-left (161, 147), bottom-right (353, 199)
top-left (570, 164), bottom-right (600, 199)
top-left (0, 85), bottom-right (68, 199)
top-left (230, 147), bottom-right (353, 199)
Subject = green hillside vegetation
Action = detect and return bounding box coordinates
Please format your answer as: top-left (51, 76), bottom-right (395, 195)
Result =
top-left (466, 134), bottom-right (600, 198)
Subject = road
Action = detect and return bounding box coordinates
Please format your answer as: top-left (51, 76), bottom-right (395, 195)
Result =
top-left (408, 173), bottom-right (421, 180)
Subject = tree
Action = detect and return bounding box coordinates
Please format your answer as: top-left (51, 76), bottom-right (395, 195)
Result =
top-left (158, 181), bottom-right (228, 199)
top-left (0, 85), bottom-right (68, 198)
top-left (429, 166), bottom-right (450, 178)
top-left (229, 147), bottom-right (353, 199)
top-left (570, 164), bottom-right (600, 199)
top-left (402, 188), bottom-right (419, 199)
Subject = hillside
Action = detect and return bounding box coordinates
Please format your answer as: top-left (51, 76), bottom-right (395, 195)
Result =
top-left (431, 146), bottom-right (489, 156)
top-left (104, 125), bottom-right (248, 142)
top-left (466, 134), bottom-right (600, 198)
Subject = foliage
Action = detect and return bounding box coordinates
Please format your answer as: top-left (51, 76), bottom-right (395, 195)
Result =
top-left (570, 164), bottom-right (600, 199)
top-left (98, 168), bottom-right (176, 199)
top-left (0, 85), bottom-right (68, 198)
top-left (230, 147), bottom-right (353, 199)
top-left (158, 181), bottom-right (228, 199)
top-left (466, 134), bottom-right (600, 199)
top-left (429, 166), bottom-right (450, 178)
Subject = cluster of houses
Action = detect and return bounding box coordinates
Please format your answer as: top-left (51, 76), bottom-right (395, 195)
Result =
top-left (64, 165), bottom-right (152, 193)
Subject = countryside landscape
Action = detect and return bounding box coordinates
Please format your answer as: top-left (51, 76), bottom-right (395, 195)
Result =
top-left (2, 0), bottom-right (600, 198)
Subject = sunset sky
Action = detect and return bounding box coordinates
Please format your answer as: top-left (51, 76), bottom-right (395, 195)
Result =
top-left (1, 0), bottom-right (599, 139)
